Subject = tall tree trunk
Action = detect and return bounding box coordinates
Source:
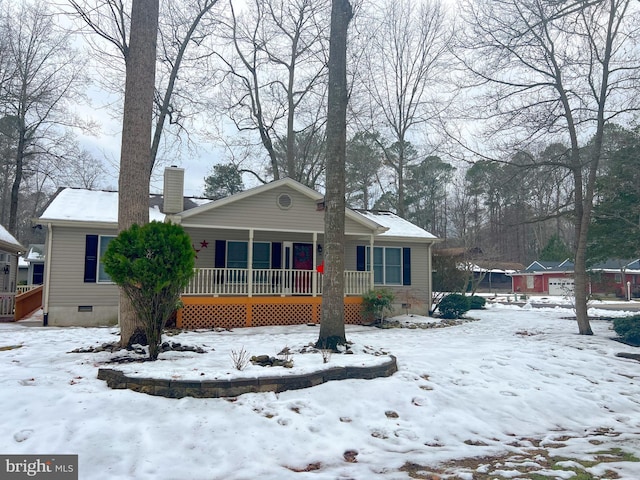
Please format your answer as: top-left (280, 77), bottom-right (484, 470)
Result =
top-left (8, 131), bottom-right (25, 237)
top-left (317, 0), bottom-right (352, 350)
top-left (286, 56), bottom-right (297, 179)
top-left (118, 0), bottom-right (159, 347)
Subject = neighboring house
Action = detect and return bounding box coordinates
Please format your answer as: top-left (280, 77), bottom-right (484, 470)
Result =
top-left (510, 259), bottom-right (575, 295)
top-left (37, 167), bottom-right (439, 327)
top-left (17, 256), bottom-right (28, 285)
top-left (466, 261), bottom-right (525, 291)
top-left (19, 244), bottom-right (45, 286)
top-left (588, 259), bottom-right (640, 298)
top-left (0, 224), bottom-right (24, 319)
top-left (433, 247), bottom-right (523, 292)
top-left (509, 258), bottom-right (640, 297)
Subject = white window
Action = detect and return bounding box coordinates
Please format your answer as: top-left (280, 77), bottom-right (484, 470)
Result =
top-left (97, 236), bottom-right (115, 283)
top-left (366, 246), bottom-right (402, 285)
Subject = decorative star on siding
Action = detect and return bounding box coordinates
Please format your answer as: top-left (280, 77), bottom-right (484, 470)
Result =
top-left (200, 240), bottom-right (209, 249)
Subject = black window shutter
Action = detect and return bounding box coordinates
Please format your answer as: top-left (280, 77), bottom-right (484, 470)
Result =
top-left (84, 235), bottom-right (99, 283)
top-left (214, 240), bottom-right (226, 268)
top-left (403, 247), bottom-right (411, 285)
top-left (271, 242), bottom-right (282, 269)
top-left (356, 245), bottom-right (366, 271)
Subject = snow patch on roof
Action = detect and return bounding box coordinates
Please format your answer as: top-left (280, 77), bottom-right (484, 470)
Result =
top-left (25, 244), bottom-right (45, 262)
top-left (356, 210), bottom-right (437, 239)
top-left (0, 223), bottom-right (22, 250)
top-left (39, 189), bottom-right (166, 223)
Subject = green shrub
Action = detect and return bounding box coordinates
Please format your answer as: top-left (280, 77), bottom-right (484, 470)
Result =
top-left (613, 316), bottom-right (640, 345)
top-left (438, 293), bottom-right (470, 319)
top-left (103, 221), bottom-right (195, 360)
top-left (469, 295), bottom-right (486, 310)
top-left (362, 288), bottom-right (395, 322)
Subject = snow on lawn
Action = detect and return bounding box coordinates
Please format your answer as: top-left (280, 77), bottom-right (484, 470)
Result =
top-left (2, 303), bottom-right (640, 479)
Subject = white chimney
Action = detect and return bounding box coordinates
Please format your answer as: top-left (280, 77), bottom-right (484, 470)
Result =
top-left (163, 166), bottom-right (184, 214)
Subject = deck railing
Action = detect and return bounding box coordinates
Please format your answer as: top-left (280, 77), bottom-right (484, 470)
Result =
top-left (16, 285), bottom-right (40, 295)
top-left (0, 292), bottom-right (15, 317)
top-left (184, 268), bottom-right (371, 296)
top-left (14, 285), bottom-right (43, 320)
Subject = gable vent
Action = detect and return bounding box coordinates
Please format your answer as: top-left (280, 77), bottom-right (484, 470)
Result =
top-left (277, 193), bottom-right (292, 210)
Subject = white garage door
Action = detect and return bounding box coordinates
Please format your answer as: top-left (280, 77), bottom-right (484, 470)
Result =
top-left (548, 277), bottom-right (574, 296)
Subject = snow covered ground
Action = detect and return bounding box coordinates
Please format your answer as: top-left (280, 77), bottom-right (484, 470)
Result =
top-left (2, 302), bottom-right (640, 479)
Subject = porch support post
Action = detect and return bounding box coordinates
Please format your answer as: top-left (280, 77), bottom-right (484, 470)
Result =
top-left (248, 228), bottom-right (254, 297)
top-left (427, 242), bottom-right (433, 315)
top-left (312, 232), bottom-right (318, 297)
top-left (369, 234), bottom-right (375, 291)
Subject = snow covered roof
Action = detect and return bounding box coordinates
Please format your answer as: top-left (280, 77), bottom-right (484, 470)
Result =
top-left (0, 223), bottom-right (23, 253)
top-left (465, 262), bottom-right (523, 274)
top-left (355, 210), bottom-right (438, 241)
top-left (24, 244), bottom-right (45, 262)
top-left (38, 188), bottom-right (210, 226)
top-left (36, 186), bottom-right (438, 243)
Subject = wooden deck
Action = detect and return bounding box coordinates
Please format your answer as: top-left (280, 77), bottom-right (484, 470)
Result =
top-left (1, 286), bottom-right (43, 322)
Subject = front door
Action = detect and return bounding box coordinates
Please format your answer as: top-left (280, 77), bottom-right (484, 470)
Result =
top-left (283, 242), bottom-right (313, 293)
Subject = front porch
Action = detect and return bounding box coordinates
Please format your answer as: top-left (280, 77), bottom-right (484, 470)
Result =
top-left (183, 268), bottom-right (372, 296)
top-left (178, 269), bottom-right (372, 329)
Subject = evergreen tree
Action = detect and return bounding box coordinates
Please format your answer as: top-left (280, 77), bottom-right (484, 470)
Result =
top-left (203, 164), bottom-right (244, 200)
top-left (589, 127), bottom-right (640, 263)
top-left (540, 235), bottom-right (573, 262)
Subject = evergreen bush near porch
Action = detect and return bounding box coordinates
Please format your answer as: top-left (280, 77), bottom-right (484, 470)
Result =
top-left (103, 221), bottom-right (195, 360)
top-left (362, 288), bottom-right (395, 323)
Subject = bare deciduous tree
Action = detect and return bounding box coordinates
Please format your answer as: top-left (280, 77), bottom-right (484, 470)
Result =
top-left (68, 0), bottom-right (222, 176)
top-left (360, 0), bottom-right (451, 217)
top-left (458, 0), bottom-right (640, 334)
top-left (215, 0), bottom-right (330, 185)
top-left (1, 2), bottom-right (88, 236)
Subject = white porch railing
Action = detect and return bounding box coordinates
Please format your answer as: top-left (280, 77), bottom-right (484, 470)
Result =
top-left (0, 292), bottom-right (15, 317)
top-left (183, 268), bottom-right (372, 296)
top-left (344, 270), bottom-right (373, 295)
top-left (16, 285), bottom-right (39, 296)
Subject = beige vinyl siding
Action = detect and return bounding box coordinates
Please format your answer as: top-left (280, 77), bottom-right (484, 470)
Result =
top-left (186, 228), bottom-right (327, 270)
top-left (48, 226), bottom-right (119, 308)
top-left (184, 186), bottom-right (372, 236)
top-left (345, 239), bottom-right (432, 314)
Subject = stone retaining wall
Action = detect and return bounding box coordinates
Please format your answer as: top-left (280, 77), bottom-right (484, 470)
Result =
top-left (97, 355), bottom-right (398, 399)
